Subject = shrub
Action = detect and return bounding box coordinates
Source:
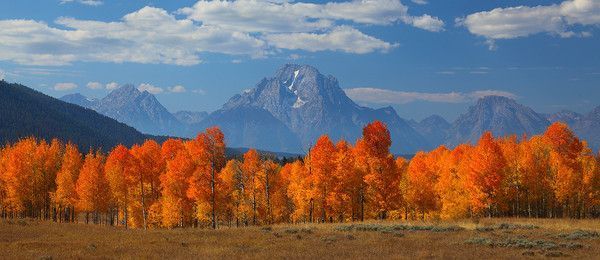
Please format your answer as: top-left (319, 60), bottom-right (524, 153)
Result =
top-left (557, 230), bottom-right (600, 240)
top-left (475, 226), bottom-right (494, 232)
top-left (495, 223), bottom-right (539, 230)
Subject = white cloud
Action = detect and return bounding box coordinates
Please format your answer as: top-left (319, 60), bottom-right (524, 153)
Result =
top-left (0, 69), bottom-right (4, 80)
top-left (458, 0), bottom-right (600, 48)
top-left (344, 87), bottom-right (517, 104)
top-left (54, 82), bottom-right (78, 91)
top-left (0, 1), bottom-right (440, 66)
top-left (0, 7), bottom-right (266, 66)
top-left (106, 82), bottom-right (119, 90)
top-left (265, 26), bottom-right (398, 54)
top-left (138, 83), bottom-right (163, 94)
top-left (86, 81), bottom-right (103, 89)
top-left (180, 0), bottom-right (444, 32)
top-left (168, 85), bottom-right (187, 93)
top-left (411, 0), bottom-right (427, 4)
top-left (60, 0), bottom-right (103, 6)
top-left (405, 14), bottom-right (444, 32)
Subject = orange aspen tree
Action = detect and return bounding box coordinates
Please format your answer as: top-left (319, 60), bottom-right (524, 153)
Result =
top-left (161, 149), bottom-right (195, 228)
top-left (309, 135), bottom-right (336, 223)
top-left (0, 146), bottom-right (6, 216)
top-left (580, 144), bottom-right (599, 217)
top-left (287, 160), bottom-right (311, 222)
top-left (435, 144), bottom-right (471, 219)
top-left (352, 139), bottom-right (370, 221)
top-left (258, 160), bottom-right (280, 224)
top-left (465, 132), bottom-right (506, 217)
top-left (105, 145), bottom-right (138, 228)
top-left (496, 136), bottom-right (523, 216)
top-left (130, 140), bottom-right (164, 229)
top-left (76, 151), bottom-right (110, 224)
top-left (241, 149), bottom-right (261, 225)
top-left (187, 127), bottom-right (225, 229)
top-left (32, 139), bottom-right (62, 220)
top-left (218, 159), bottom-right (241, 226)
top-left (53, 143), bottom-right (82, 222)
top-left (361, 121), bottom-right (400, 219)
top-left (519, 136), bottom-right (552, 217)
top-left (329, 140), bottom-right (359, 222)
top-left (271, 162), bottom-right (294, 223)
top-left (406, 151), bottom-right (438, 219)
top-left (2, 138), bottom-right (36, 217)
top-left (543, 122), bottom-right (584, 217)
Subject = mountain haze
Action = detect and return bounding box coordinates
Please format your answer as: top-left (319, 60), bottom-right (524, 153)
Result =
top-left (446, 96), bottom-right (550, 146)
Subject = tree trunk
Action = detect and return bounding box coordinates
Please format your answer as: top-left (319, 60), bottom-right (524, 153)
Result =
top-left (211, 161), bottom-right (216, 229)
top-left (139, 174), bottom-right (147, 230)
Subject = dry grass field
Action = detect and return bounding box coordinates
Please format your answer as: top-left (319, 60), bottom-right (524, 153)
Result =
top-left (0, 218), bottom-right (598, 259)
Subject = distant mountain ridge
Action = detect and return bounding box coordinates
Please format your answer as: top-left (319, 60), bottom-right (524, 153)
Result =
top-left (173, 111), bottom-right (209, 125)
top-left (60, 93), bottom-right (98, 108)
top-left (409, 115), bottom-right (450, 148)
top-left (92, 85), bottom-right (183, 136)
top-left (445, 96), bottom-right (551, 147)
top-left (61, 85), bottom-right (206, 136)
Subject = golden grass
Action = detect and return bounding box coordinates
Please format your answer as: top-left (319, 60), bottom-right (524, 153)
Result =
top-left (0, 218), bottom-right (598, 259)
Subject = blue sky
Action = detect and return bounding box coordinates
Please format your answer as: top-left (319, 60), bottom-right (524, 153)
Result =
top-left (0, 0), bottom-right (598, 121)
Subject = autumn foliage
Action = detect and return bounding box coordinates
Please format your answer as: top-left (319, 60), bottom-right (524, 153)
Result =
top-left (0, 122), bottom-right (598, 228)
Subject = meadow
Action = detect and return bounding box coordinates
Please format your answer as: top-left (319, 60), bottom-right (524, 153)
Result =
top-left (1, 218), bottom-right (598, 259)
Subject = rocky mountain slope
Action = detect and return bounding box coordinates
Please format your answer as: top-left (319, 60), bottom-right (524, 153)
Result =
top-left (201, 64), bottom-right (428, 154)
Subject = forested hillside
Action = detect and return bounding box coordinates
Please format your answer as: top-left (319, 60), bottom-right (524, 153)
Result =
top-left (0, 81), bottom-right (146, 151)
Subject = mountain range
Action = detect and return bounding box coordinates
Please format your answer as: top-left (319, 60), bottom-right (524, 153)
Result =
top-left (58, 64), bottom-right (600, 154)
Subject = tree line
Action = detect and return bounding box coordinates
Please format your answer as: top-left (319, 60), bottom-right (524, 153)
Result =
top-left (0, 121), bottom-right (598, 229)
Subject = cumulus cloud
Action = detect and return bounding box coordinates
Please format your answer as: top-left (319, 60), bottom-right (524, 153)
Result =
top-left (411, 0), bottom-right (427, 4)
top-left (138, 83), bottom-right (163, 94)
top-left (265, 26), bottom-right (398, 54)
top-left (60, 0), bottom-right (103, 6)
top-left (168, 85), bottom-right (187, 93)
top-left (54, 82), bottom-right (78, 91)
top-left (0, 69), bottom-right (5, 80)
top-left (0, 7), bottom-right (265, 66)
top-left (86, 81), bottom-right (103, 89)
top-left (0, 1), bottom-right (443, 66)
top-left (106, 82), bottom-right (119, 90)
top-left (344, 87), bottom-right (517, 104)
top-left (458, 0), bottom-right (600, 48)
top-left (180, 0), bottom-right (444, 32)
